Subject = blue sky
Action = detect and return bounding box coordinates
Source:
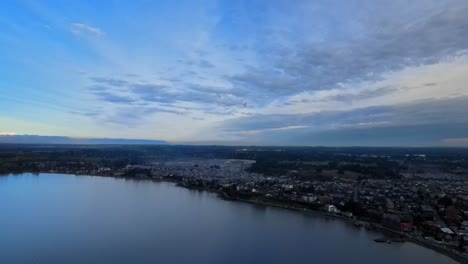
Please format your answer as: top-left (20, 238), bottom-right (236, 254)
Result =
top-left (1, 0), bottom-right (468, 146)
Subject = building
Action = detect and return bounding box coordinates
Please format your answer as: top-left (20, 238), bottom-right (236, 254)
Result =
top-left (421, 206), bottom-right (434, 221)
top-left (382, 213), bottom-right (401, 231)
top-left (325, 205), bottom-right (338, 213)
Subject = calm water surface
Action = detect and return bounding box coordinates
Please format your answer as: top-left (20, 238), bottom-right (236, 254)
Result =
top-left (0, 173), bottom-right (458, 264)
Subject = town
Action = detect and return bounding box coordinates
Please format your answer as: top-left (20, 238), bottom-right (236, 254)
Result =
top-left (1, 144), bottom-right (468, 262)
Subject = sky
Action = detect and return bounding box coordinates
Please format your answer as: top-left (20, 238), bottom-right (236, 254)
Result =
top-left (1, 0), bottom-right (468, 146)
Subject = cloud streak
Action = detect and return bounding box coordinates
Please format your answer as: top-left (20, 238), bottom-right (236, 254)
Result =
top-left (71, 23), bottom-right (102, 36)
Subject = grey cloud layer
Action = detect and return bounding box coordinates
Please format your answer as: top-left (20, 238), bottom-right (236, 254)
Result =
top-left (326, 87), bottom-right (401, 103)
top-left (87, 74), bottom-right (247, 109)
top-left (84, 76), bottom-right (247, 125)
top-left (220, 97), bottom-right (468, 145)
top-left (230, 1), bottom-right (468, 98)
top-left (75, 0), bottom-right (468, 144)
top-left (90, 77), bottom-right (130, 87)
top-left (87, 1), bottom-right (468, 114)
top-left (285, 86), bottom-right (401, 106)
top-left (93, 91), bottom-right (135, 103)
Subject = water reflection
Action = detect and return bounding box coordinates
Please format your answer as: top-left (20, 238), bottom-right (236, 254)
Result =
top-left (0, 173), bottom-right (458, 264)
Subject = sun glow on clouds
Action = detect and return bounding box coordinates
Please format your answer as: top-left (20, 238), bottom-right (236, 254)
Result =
top-left (234, 126), bottom-right (310, 136)
top-left (442, 138), bottom-right (468, 146)
top-left (0, 132), bottom-right (16, 136)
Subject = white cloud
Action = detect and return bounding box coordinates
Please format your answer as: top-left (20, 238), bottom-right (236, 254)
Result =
top-left (0, 132), bottom-right (16, 135)
top-left (71, 23), bottom-right (102, 37)
top-left (256, 54), bottom-right (468, 116)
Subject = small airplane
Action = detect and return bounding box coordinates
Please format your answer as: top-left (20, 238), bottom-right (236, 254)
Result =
top-left (243, 102), bottom-right (247, 108)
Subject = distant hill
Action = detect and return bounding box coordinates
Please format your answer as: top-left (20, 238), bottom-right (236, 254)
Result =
top-left (0, 135), bottom-right (168, 145)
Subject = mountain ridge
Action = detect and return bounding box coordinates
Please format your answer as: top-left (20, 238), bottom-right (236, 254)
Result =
top-left (0, 135), bottom-right (168, 145)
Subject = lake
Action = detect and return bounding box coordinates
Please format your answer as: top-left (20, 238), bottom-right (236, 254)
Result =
top-left (0, 173), bottom-right (458, 264)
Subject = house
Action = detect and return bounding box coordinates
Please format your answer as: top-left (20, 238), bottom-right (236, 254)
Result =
top-left (401, 222), bottom-right (413, 232)
top-left (421, 205), bottom-right (434, 221)
top-left (325, 204), bottom-right (338, 214)
top-left (382, 213), bottom-right (401, 231)
top-left (343, 212), bottom-right (353, 218)
top-left (446, 206), bottom-right (458, 222)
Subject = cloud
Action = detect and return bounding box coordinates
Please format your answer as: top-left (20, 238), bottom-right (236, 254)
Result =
top-left (294, 123), bottom-right (468, 147)
top-left (228, 1), bottom-right (468, 98)
top-left (87, 85), bottom-right (108, 92)
top-left (42, 1), bottom-right (468, 143)
top-left (101, 105), bottom-right (188, 127)
top-left (69, 110), bottom-right (101, 118)
top-left (227, 122), bottom-right (468, 147)
top-left (0, 132), bottom-right (16, 135)
top-left (442, 137), bottom-right (468, 146)
top-left (71, 23), bottom-right (102, 36)
top-left (219, 96), bottom-right (468, 145)
top-left (198, 59), bottom-right (215, 68)
top-left (130, 83), bottom-right (175, 103)
top-left (232, 125), bottom-right (310, 136)
top-left (86, 76), bottom-right (246, 127)
top-left (284, 86), bottom-right (401, 106)
top-left (223, 106), bottom-right (391, 132)
top-left (103, 109), bottom-right (144, 126)
top-left (92, 91), bottom-right (135, 104)
top-left (143, 106), bottom-right (186, 115)
top-left (88, 77), bottom-right (245, 108)
top-left (90, 77), bottom-right (129, 87)
top-left (188, 84), bottom-right (236, 95)
top-left (230, 68), bottom-right (298, 96)
top-left (88, 77), bottom-right (243, 109)
top-left (204, 108), bottom-right (237, 116)
top-left (124, 73), bottom-right (139, 78)
top-left (326, 86), bottom-right (400, 103)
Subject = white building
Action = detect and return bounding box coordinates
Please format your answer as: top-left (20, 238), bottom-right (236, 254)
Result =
top-left (325, 204), bottom-right (338, 213)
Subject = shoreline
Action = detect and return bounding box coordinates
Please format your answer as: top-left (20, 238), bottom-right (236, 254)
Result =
top-left (139, 176), bottom-right (468, 264)
top-left (5, 172), bottom-right (468, 263)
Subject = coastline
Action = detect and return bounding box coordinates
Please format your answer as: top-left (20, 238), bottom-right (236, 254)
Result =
top-left (160, 177), bottom-right (468, 264)
top-left (218, 191), bottom-right (468, 264)
top-left (219, 192), bottom-right (467, 264)
top-left (5, 172), bottom-right (468, 264)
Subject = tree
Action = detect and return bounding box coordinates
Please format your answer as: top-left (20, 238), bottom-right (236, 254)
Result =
top-left (438, 196), bottom-right (452, 207)
top-left (343, 200), bottom-right (366, 217)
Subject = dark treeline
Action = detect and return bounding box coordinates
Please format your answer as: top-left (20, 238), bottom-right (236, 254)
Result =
top-left (1, 144), bottom-right (468, 178)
